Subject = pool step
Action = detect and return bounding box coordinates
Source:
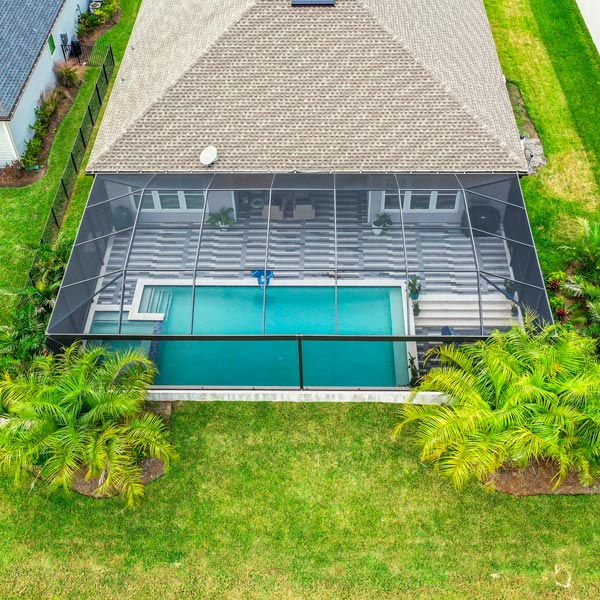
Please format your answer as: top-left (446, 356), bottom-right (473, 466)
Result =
top-left (413, 293), bottom-right (517, 330)
top-left (140, 288), bottom-right (172, 315)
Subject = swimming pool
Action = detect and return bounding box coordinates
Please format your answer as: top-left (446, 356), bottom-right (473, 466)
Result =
top-left (91, 284), bottom-right (409, 388)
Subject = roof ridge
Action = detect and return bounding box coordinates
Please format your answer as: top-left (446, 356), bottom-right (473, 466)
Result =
top-left (90, 0), bottom-right (259, 169)
top-left (355, 0), bottom-right (524, 168)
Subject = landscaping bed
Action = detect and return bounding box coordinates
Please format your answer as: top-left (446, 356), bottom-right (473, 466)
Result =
top-left (0, 73), bottom-right (83, 188)
top-left (490, 460), bottom-right (600, 496)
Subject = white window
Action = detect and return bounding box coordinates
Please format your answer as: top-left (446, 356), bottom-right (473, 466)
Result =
top-left (402, 190), bottom-right (461, 212)
top-left (383, 191), bottom-right (401, 212)
top-left (143, 190), bottom-right (205, 211)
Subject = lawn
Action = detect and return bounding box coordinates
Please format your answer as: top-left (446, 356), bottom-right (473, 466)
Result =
top-left (0, 0), bottom-right (141, 323)
top-left (0, 402), bottom-right (598, 599)
top-left (484, 0), bottom-right (600, 274)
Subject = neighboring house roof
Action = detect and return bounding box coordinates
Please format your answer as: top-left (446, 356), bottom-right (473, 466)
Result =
top-left (89, 0), bottom-right (526, 173)
top-left (0, 0), bottom-right (66, 119)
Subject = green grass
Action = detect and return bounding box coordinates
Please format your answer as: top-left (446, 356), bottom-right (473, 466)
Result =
top-left (0, 402), bottom-right (598, 599)
top-left (0, 0), bottom-right (141, 323)
top-left (484, 0), bottom-right (600, 274)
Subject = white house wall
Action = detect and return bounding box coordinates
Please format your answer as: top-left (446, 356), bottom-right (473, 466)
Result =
top-left (576, 0), bottom-right (600, 54)
top-left (0, 122), bottom-right (18, 165)
top-left (7, 0), bottom-right (89, 161)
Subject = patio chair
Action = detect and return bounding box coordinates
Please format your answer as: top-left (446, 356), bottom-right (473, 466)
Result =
top-left (441, 326), bottom-right (459, 336)
top-left (293, 198), bottom-right (315, 220)
top-left (262, 198), bottom-right (286, 221)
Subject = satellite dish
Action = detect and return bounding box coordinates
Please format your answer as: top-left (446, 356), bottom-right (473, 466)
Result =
top-left (200, 145), bottom-right (218, 166)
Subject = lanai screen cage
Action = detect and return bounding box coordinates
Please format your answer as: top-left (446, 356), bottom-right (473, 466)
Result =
top-left (47, 172), bottom-right (550, 389)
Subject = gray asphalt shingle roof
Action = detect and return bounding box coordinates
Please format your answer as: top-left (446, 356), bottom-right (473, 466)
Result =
top-left (0, 0), bottom-right (65, 118)
top-left (89, 0), bottom-right (526, 173)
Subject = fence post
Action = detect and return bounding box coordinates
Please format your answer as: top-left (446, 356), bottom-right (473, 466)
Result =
top-left (95, 84), bottom-right (102, 104)
top-left (297, 337), bottom-right (304, 390)
top-left (87, 104), bottom-right (95, 126)
top-left (102, 63), bottom-right (109, 84)
top-left (51, 207), bottom-right (59, 228)
top-left (61, 178), bottom-right (68, 197)
top-left (70, 151), bottom-right (78, 171)
top-left (79, 127), bottom-right (86, 149)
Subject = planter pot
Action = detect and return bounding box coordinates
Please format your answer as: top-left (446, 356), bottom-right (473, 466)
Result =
top-left (219, 224), bottom-right (230, 231)
top-left (409, 293), bottom-right (420, 301)
top-left (372, 225), bottom-right (383, 236)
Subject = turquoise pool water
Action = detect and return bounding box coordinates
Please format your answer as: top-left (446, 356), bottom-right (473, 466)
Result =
top-left (91, 285), bottom-right (408, 388)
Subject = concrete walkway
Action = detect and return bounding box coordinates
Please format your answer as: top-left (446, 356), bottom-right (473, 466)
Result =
top-left (576, 0), bottom-right (600, 54)
top-left (149, 389), bottom-right (446, 404)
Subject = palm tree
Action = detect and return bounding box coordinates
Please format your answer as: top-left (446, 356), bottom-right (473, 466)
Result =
top-left (27, 234), bottom-right (73, 288)
top-left (560, 217), bottom-right (600, 276)
top-left (563, 275), bottom-right (600, 337)
top-left (0, 343), bottom-right (177, 508)
top-left (396, 315), bottom-right (600, 490)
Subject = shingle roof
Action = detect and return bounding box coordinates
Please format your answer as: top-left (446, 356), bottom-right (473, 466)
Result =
top-left (0, 0), bottom-right (66, 118)
top-left (89, 0), bottom-right (526, 173)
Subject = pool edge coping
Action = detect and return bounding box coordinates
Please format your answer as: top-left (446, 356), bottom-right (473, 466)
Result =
top-left (148, 389), bottom-right (445, 404)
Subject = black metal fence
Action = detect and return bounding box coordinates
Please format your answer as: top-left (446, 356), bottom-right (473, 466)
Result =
top-left (27, 45), bottom-right (115, 285)
top-left (61, 43), bottom-right (111, 66)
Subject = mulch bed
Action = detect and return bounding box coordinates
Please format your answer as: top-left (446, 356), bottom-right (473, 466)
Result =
top-left (488, 460), bottom-right (600, 496)
top-left (71, 457), bottom-right (166, 498)
top-left (0, 78), bottom-right (82, 188)
top-left (71, 402), bottom-right (172, 499)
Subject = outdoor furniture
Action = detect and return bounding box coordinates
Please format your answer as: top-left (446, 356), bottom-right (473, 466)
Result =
top-left (293, 197), bottom-right (315, 220)
top-left (441, 326), bottom-right (459, 336)
top-left (261, 202), bottom-right (285, 220)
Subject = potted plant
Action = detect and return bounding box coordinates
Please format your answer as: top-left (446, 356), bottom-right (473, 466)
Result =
top-left (504, 279), bottom-right (517, 299)
top-left (372, 212), bottom-right (392, 236)
top-left (511, 304), bottom-right (519, 317)
top-left (408, 274), bottom-right (421, 300)
top-left (412, 300), bottom-right (420, 316)
top-left (408, 353), bottom-right (420, 388)
top-left (207, 207), bottom-right (235, 231)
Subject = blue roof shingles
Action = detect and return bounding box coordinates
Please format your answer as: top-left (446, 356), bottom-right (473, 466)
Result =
top-left (0, 0), bottom-right (66, 118)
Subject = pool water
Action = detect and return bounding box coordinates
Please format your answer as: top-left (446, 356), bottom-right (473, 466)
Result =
top-left (92, 285), bottom-right (409, 388)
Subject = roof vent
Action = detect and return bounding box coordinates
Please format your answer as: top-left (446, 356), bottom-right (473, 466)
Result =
top-left (200, 145), bottom-right (218, 166)
top-left (291, 0), bottom-right (335, 5)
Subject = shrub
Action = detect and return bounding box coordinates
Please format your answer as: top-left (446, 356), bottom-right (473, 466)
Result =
top-left (0, 235), bottom-right (73, 373)
top-left (55, 62), bottom-right (78, 88)
top-left (396, 315), bottom-right (600, 490)
top-left (77, 12), bottom-right (101, 36)
top-left (0, 160), bottom-right (24, 180)
top-left (21, 92), bottom-right (62, 169)
top-left (20, 137), bottom-right (42, 169)
top-left (0, 344), bottom-right (177, 508)
top-left (549, 294), bottom-right (566, 312)
top-left (95, 0), bottom-right (119, 23)
top-left (546, 270), bottom-right (566, 293)
top-left (560, 218), bottom-right (600, 277)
